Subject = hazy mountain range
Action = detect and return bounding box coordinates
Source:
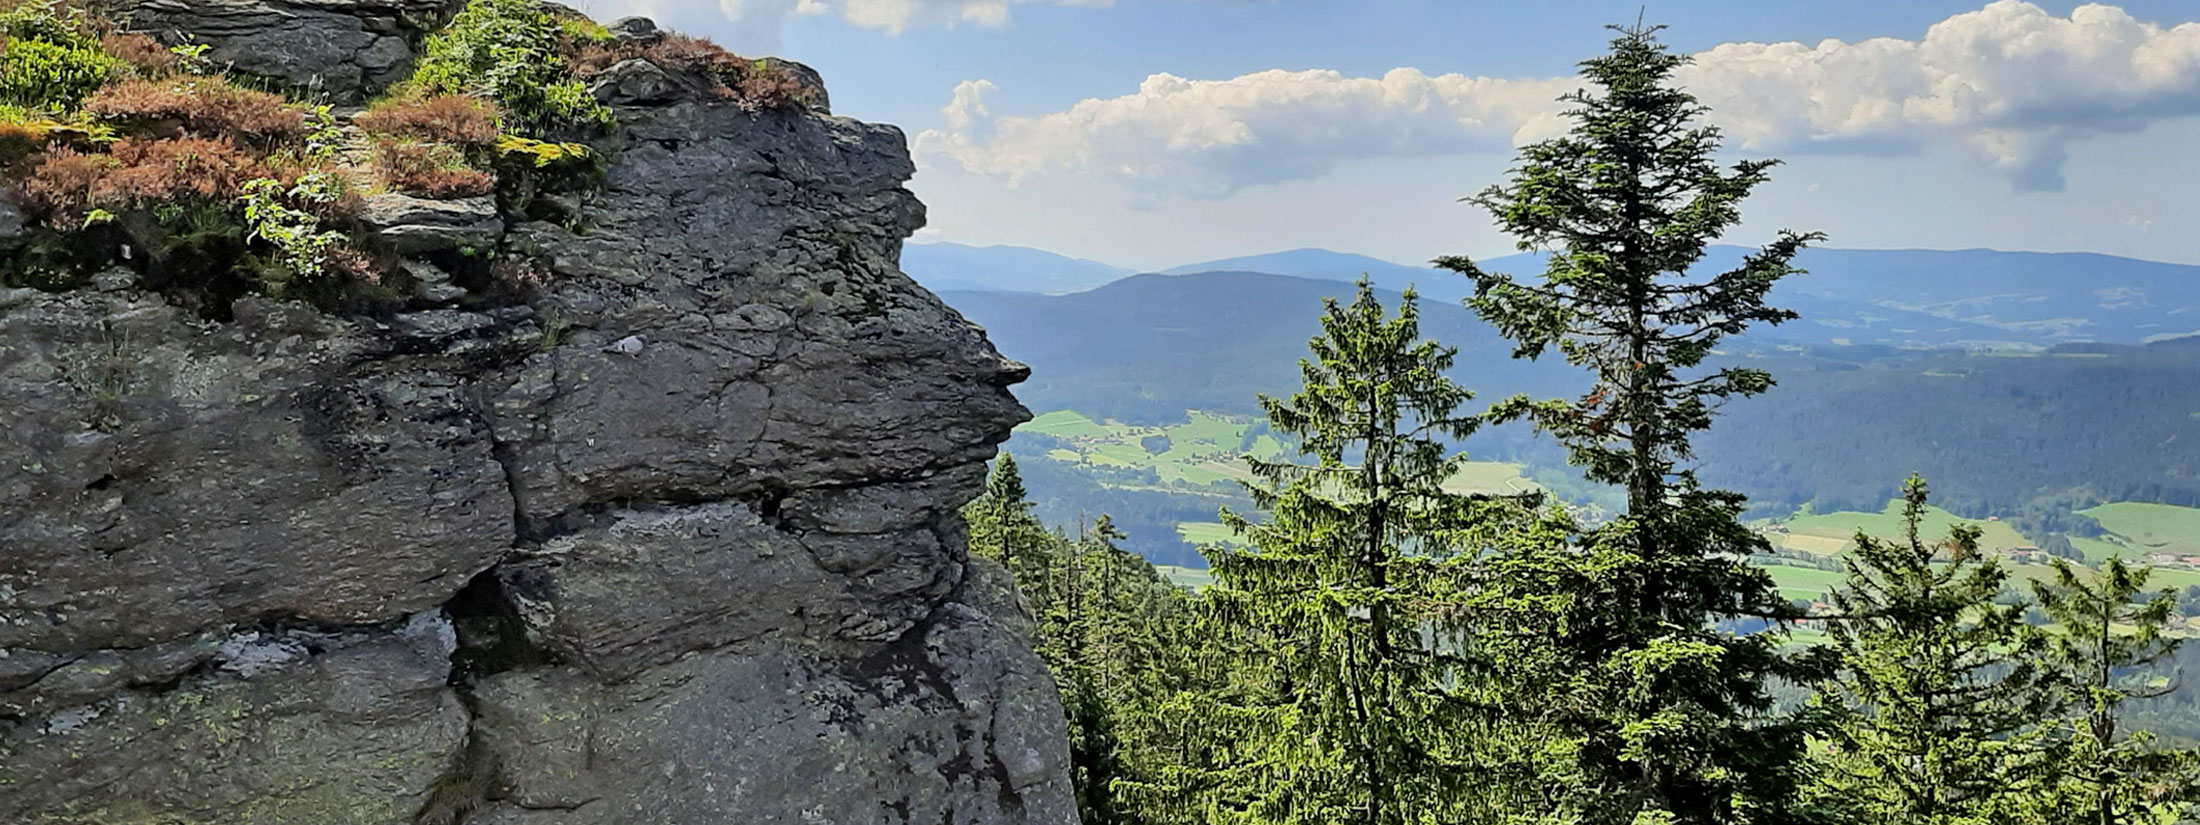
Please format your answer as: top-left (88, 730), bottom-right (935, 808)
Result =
top-left (907, 242), bottom-right (2200, 349)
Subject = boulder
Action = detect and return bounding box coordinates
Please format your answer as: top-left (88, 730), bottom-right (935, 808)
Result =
top-left (588, 57), bottom-right (690, 105)
top-left (605, 14), bottom-right (659, 44)
top-left (112, 0), bottom-right (466, 102)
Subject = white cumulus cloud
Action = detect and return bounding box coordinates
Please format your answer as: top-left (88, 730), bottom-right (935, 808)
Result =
top-left (917, 1), bottom-right (2200, 196)
top-left (920, 70), bottom-right (1576, 198)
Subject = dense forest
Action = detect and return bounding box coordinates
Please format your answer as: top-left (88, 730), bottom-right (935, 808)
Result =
top-left (964, 26), bottom-right (2200, 825)
top-left (1701, 341), bottom-right (2200, 516)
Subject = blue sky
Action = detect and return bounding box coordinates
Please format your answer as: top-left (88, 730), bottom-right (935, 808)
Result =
top-left (588, 0), bottom-right (2200, 270)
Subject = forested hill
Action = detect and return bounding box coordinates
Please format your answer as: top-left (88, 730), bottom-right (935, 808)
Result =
top-left (945, 272), bottom-right (2200, 521)
top-left (941, 271), bottom-right (1579, 427)
top-left (1700, 339), bottom-right (2200, 516)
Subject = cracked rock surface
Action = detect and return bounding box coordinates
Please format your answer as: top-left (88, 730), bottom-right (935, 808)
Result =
top-left (112, 0), bottom-right (466, 102)
top-left (0, 11), bottom-right (1070, 822)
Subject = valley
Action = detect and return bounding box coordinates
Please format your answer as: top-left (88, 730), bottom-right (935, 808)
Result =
top-left (1013, 405), bottom-right (2200, 615)
top-left (960, 256), bottom-right (2200, 578)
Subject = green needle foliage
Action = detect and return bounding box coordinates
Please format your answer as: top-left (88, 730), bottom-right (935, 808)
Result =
top-left (1809, 475), bottom-right (2054, 825)
top-left (1436, 22), bottom-right (1817, 824)
top-left (2028, 557), bottom-right (2200, 825)
top-left (1204, 280), bottom-right (1505, 825)
top-left (966, 456), bottom-right (1257, 825)
top-left (969, 453), bottom-right (1064, 629)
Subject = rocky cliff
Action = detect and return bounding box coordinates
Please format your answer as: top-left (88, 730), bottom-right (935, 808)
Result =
top-left (0, 3), bottom-right (1075, 822)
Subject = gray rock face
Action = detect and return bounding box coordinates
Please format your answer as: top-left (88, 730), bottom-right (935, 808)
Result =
top-left (489, 101), bottom-right (1029, 528)
top-left (0, 12), bottom-right (1069, 824)
top-left (0, 615), bottom-right (468, 825)
top-left (588, 57), bottom-right (692, 106)
top-left (359, 193), bottom-right (504, 254)
top-left (0, 293), bottom-right (515, 656)
top-left (113, 0), bottom-right (465, 101)
top-left (466, 564), bottom-right (1070, 825)
top-left (0, 191), bottom-right (23, 241)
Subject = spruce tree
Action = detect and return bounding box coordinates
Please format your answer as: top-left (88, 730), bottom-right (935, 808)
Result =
top-left (1809, 475), bottom-right (2054, 825)
top-left (1435, 22), bottom-right (1821, 823)
top-left (1204, 279), bottom-right (1498, 825)
top-left (2028, 557), bottom-right (2200, 825)
top-left (969, 453), bottom-right (1059, 615)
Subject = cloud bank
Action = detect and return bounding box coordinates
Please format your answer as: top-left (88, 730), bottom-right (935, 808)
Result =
top-left (916, 2), bottom-right (2200, 196)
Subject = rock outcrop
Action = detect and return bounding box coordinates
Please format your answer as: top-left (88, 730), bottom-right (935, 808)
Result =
top-left (113, 0), bottom-right (467, 101)
top-left (0, 9), bottom-right (1072, 823)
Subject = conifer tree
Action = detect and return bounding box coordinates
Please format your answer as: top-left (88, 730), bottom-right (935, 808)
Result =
top-left (965, 455), bottom-right (1265, 825)
top-left (2028, 557), bottom-right (2200, 825)
top-left (1204, 279), bottom-right (1498, 825)
top-left (1809, 475), bottom-right (2054, 825)
top-left (970, 453), bottom-right (1059, 611)
top-left (1435, 22), bottom-right (1821, 823)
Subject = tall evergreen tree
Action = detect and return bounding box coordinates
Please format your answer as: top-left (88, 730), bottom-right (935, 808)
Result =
top-left (1809, 475), bottom-right (2054, 825)
top-left (1435, 22), bottom-right (1821, 823)
top-left (970, 453), bottom-right (1059, 611)
top-left (2028, 557), bottom-right (2200, 825)
top-left (1204, 280), bottom-right (1500, 825)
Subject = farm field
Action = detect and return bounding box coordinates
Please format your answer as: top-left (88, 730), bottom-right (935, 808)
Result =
top-left (1175, 521), bottom-right (1241, 548)
top-left (1020, 409), bottom-right (1290, 486)
top-left (1020, 408), bottom-right (1538, 495)
top-left (1018, 413), bottom-right (2200, 601)
top-left (1768, 500), bottom-right (2036, 555)
top-left (1763, 564), bottom-right (1847, 604)
top-left (1155, 564), bottom-right (1214, 590)
top-left (2078, 502), bottom-right (2200, 559)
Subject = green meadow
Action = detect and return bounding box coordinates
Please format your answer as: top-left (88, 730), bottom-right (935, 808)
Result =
top-left (2078, 502), bottom-right (2200, 559)
top-left (1021, 411), bottom-right (2200, 606)
top-left (1020, 409), bottom-right (1537, 494)
top-left (1772, 500), bottom-right (2036, 555)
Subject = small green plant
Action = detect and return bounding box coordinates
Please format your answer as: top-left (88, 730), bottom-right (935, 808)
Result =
top-left (0, 1), bottom-right (124, 110)
top-left (300, 104), bottom-right (344, 159)
top-left (0, 105), bottom-right (111, 163)
top-left (56, 318), bottom-right (134, 431)
top-left (405, 0), bottom-right (610, 133)
top-left (492, 134), bottom-right (592, 168)
top-left (168, 40), bottom-right (212, 74)
top-left (537, 307), bottom-right (568, 351)
top-left (241, 173), bottom-right (352, 284)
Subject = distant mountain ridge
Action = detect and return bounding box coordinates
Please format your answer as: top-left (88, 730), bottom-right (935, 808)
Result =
top-left (901, 242), bottom-right (1137, 295)
top-left (921, 242), bottom-right (2200, 348)
top-left (1160, 248), bottom-right (1471, 302)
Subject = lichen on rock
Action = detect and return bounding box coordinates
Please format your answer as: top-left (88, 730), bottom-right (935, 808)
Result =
top-left (0, 3), bottom-right (1071, 822)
